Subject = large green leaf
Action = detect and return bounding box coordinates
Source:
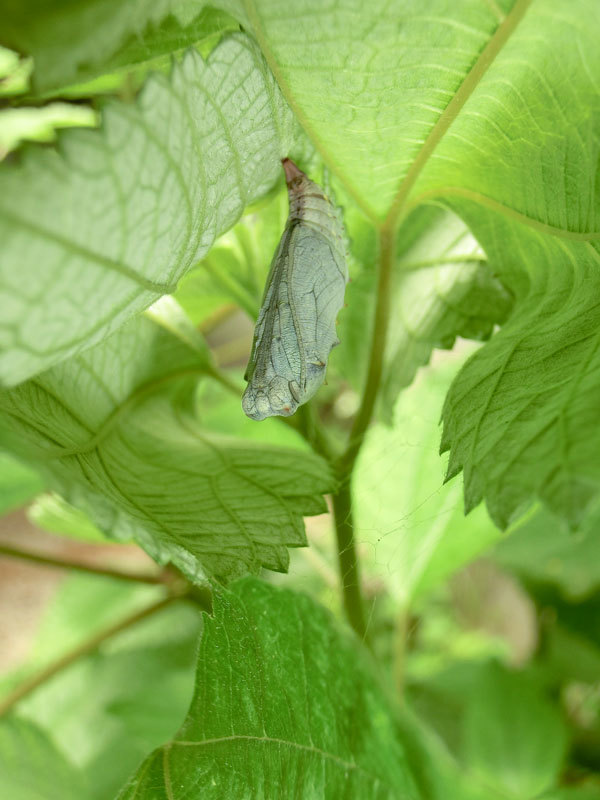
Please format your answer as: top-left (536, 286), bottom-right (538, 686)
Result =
top-left (0, 312), bottom-right (333, 583)
top-left (397, 0), bottom-right (600, 527)
top-left (242, 0), bottom-right (516, 221)
top-left (118, 578), bottom-right (419, 800)
top-left (0, 717), bottom-right (88, 800)
top-left (0, 33), bottom-right (296, 385)
top-left (353, 357), bottom-right (502, 607)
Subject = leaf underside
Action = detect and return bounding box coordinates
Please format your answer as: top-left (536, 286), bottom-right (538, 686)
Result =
top-left (0, 314), bottom-right (333, 583)
top-left (0, 33), bottom-right (296, 385)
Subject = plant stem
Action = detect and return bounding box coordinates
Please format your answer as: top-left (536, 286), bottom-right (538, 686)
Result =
top-left (339, 224), bottom-right (395, 475)
top-left (0, 590), bottom-right (195, 718)
top-left (0, 543), bottom-right (167, 585)
top-left (328, 224), bottom-right (397, 640)
top-left (296, 403), bottom-right (337, 461)
top-left (331, 483), bottom-right (367, 641)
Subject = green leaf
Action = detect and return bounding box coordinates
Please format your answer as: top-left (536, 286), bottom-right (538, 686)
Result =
top-left (0, 33), bottom-right (296, 385)
top-left (1, 0), bottom-right (238, 95)
top-left (0, 46), bottom-right (31, 97)
top-left (118, 577), bottom-right (419, 800)
top-left (493, 501), bottom-right (600, 600)
top-left (381, 211), bottom-right (512, 421)
top-left (0, 450), bottom-right (44, 514)
top-left (462, 662), bottom-right (568, 799)
top-left (440, 211), bottom-right (600, 528)
top-left (0, 314), bottom-right (333, 583)
top-left (0, 717), bottom-right (88, 800)
top-left (398, 709), bottom-right (500, 800)
top-left (393, 0), bottom-right (600, 528)
top-left (353, 356), bottom-right (502, 606)
top-left (241, 0), bottom-right (514, 221)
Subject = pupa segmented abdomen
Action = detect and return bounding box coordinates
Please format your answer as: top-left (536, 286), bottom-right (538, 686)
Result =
top-left (242, 159), bottom-right (348, 421)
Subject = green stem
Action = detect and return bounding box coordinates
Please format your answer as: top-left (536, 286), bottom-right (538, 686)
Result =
top-left (339, 224), bottom-right (395, 474)
top-left (331, 482), bottom-right (367, 641)
top-left (0, 543), bottom-right (167, 585)
top-left (328, 224), bottom-right (397, 640)
top-left (295, 403), bottom-right (337, 461)
top-left (0, 590), bottom-right (197, 718)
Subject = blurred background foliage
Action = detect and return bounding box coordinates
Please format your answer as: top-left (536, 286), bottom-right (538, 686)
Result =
top-left (1, 16), bottom-right (599, 798)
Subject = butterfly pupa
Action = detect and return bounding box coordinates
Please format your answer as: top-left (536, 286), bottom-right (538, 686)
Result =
top-left (242, 158), bottom-right (348, 421)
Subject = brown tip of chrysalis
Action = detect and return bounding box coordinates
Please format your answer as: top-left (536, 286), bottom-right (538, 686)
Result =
top-left (282, 158), bottom-right (305, 185)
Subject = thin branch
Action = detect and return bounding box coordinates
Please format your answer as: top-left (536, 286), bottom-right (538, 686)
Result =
top-left (0, 543), bottom-right (167, 585)
top-left (0, 589), bottom-right (199, 718)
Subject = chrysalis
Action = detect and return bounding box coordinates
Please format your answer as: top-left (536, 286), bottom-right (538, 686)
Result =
top-left (242, 159), bottom-right (348, 421)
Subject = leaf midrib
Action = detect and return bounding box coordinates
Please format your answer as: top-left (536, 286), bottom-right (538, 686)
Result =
top-left (170, 734), bottom-right (389, 786)
top-left (384, 0), bottom-right (534, 230)
top-left (408, 188), bottom-right (600, 240)
top-left (243, 0), bottom-right (534, 234)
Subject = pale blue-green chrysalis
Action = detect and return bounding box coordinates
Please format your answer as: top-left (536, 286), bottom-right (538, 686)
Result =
top-left (242, 159), bottom-right (348, 421)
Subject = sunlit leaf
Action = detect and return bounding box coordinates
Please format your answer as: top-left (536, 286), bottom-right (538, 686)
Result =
top-left (27, 492), bottom-right (107, 542)
top-left (175, 187), bottom-right (289, 325)
top-left (337, 208), bottom-right (512, 417)
top-left (0, 103), bottom-right (96, 157)
top-left (0, 34), bottom-right (296, 385)
top-left (240, 0), bottom-right (514, 220)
